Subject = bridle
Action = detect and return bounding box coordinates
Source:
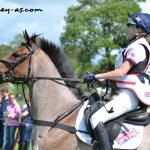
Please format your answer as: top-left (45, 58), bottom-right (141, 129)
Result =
top-left (0, 41), bottom-right (87, 134)
top-left (0, 42), bottom-right (39, 82)
top-left (0, 42), bottom-right (83, 83)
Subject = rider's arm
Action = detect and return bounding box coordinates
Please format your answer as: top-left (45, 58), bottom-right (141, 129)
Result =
top-left (95, 60), bottom-right (133, 80)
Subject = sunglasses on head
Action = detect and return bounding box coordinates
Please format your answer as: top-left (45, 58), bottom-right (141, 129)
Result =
top-left (127, 23), bottom-right (135, 27)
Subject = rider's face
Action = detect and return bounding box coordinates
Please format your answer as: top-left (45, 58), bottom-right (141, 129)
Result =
top-left (127, 24), bottom-right (136, 41)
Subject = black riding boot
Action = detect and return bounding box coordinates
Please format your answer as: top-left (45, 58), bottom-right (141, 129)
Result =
top-left (93, 122), bottom-right (110, 150)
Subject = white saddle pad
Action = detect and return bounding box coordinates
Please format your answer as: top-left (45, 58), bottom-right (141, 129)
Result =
top-left (75, 100), bottom-right (144, 149)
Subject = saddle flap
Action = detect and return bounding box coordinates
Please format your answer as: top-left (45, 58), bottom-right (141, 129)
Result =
top-left (84, 101), bottom-right (121, 142)
top-left (84, 101), bottom-right (103, 139)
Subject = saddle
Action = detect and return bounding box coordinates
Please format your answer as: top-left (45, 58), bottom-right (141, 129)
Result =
top-left (84, 92), bottom-right (148, 144)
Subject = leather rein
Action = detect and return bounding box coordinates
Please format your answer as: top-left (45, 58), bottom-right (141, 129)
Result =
top-left (0, 42), bottom-right (87, 134)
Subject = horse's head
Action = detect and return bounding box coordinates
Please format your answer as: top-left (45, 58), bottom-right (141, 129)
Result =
top-left (0, 30), bottom-right (39, 83)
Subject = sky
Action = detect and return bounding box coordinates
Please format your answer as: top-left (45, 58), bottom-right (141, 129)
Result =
top-left (0, 0), bottom-right (150, 46)
top-left (0, 0), bottom-right (78, 45)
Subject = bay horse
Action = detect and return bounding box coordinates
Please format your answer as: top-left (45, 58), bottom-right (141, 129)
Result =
top-left (0, 30), bottom-right (150, 150)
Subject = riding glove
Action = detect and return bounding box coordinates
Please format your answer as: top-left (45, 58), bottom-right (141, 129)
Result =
top-left (84, 72), bottom-right (96, 83)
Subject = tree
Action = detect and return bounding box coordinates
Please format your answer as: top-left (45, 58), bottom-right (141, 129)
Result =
top-left (0, 44), bottom-right (13, 58)
top-left (60, 0), bottom-right (146, 77)
top-left (10, 34), bottom-right (24, 50)
top-left (0, 34), bottom-right (24, 58)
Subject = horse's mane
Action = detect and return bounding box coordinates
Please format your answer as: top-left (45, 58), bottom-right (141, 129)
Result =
top-left (37, 37), bottom-right (82, 98)
top-left (39, 38), bottom-right (75, 79)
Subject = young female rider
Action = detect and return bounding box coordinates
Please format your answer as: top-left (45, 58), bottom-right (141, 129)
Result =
top-left (84, 12), bottom-right (150, 150)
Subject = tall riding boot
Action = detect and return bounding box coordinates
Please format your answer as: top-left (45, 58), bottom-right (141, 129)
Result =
top-left (93, 122), bottom-right (110, 150)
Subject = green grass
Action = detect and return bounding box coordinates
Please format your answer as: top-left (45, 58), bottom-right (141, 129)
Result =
top-left (14, 142), bottom-right (32, 150)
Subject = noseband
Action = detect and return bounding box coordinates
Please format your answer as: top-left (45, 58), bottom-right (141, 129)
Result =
top-left (0, 42), bottom-right (39, 81)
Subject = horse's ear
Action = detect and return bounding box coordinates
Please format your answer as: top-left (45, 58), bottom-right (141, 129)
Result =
top-left (31, 33), bottom-right (42, 44)
top-left (23, 30), bottom-right (31, 46)
top-left (23, 31), bottom-right (25, 40)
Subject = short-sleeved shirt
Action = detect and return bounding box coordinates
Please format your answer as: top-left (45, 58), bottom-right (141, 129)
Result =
top-left (125, 44), bottom-right (146, 65)
top-left (115, 40), bottom-right (146, 69)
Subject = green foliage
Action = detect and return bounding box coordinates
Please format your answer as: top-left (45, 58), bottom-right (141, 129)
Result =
top-left (60, 0), bottom-right (145, 77)
top-left (10, 34), bottom-right (24, 49)
top-left (0, 44), bottom-right (13, 58)
top-left (0, 34), bottom-right (24, 58)
top-left (0, 83), bottom-right (29, 103)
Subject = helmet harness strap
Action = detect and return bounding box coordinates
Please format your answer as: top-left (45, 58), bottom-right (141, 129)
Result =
top-left (134, 26), bottom-right (138, 34)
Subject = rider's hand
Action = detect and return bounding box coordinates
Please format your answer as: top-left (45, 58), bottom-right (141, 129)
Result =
top-left (84, 72), bottom-right (96, 83)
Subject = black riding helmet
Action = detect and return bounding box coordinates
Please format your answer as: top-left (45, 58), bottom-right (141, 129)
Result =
top-left (127, 12), bottom-right (150, 34)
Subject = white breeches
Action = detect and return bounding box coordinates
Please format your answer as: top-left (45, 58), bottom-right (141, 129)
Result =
top-left (90, 89), bottom-right (139, 129)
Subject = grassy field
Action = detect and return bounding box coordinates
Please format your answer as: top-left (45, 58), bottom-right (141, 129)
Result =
top-left (14, 142), bottom-right (32, 150)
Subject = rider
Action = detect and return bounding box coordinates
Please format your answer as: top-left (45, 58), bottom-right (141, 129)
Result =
top-left (84, 12), bottom-right (150, 150)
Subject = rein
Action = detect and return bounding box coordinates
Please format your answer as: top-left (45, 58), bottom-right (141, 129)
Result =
top-left (2, 75), bottom-right (83, 83)
top-left (17, 75), bottom-right (86, 134)
top-left (0, 41), bottom-right (87, 134)
top-left (32, 96), bottom-right (89, 134)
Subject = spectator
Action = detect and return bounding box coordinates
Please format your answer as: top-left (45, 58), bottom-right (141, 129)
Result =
top-left (18, 94), bottom-right (32, 150)
top-left (2, 87), bottom-right (9, 112)
top-left (3, 93), bottom-right (21, 150)
top-left (1, 87), bottom-right (9, 149)
top-left (0, 92), bottom-right (4, 148)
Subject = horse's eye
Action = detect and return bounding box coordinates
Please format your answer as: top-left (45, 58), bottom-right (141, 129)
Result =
top-left (12, 52), bottom-right (20, 58)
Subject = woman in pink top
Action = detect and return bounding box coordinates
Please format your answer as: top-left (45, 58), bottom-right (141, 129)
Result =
top-left (3, 93), bottom-right (21, 150)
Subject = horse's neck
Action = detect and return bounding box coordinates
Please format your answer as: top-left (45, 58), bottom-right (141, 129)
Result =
top-left (29, 50), bottom-right (79, 121)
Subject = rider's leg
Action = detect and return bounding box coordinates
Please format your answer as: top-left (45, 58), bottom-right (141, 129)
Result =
top-left (93, 122), bottom-right (110, 150)
top-left (90, 89), bottom-right (139, 150)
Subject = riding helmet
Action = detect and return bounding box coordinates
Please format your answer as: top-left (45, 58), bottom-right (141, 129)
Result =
top-left (127, 12), bottom-right (150, 34)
